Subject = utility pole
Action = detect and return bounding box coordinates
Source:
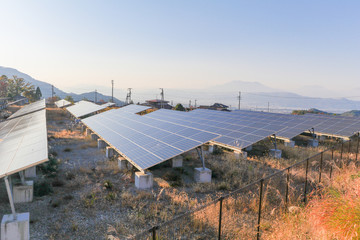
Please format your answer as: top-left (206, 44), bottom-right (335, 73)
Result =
top-left (195, 99), bottom-right (197, 108)
top-left (189, 100), bottom-right (191, 109)
top-left (268, 102), bottom-right (270, 112)
top-left (159, 88), bottom-right (164, 109)
top-left (51, 85), bottom-right (54, 98)
top-left (238, 91), bottom-right (241, 110)
top-left (95, 89), bottom-right (97, 103)
top-left (126, 88), bottom-right (132, 105)
top-left (111, 80), bottom-right (114, 103)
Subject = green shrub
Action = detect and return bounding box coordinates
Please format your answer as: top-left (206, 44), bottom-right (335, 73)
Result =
top-left (103, 180), bottom-right (113, 190)
top-left (34, 181), bottom-right (53, 196)
top-left (39, 155), bottom-right (58, 177)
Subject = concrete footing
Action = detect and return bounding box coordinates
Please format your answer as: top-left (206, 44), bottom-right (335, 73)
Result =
top-left (308, 139), bottom-right (319, 147)
top-left (97, 139), bottom-right (107, 149)
top-left (1, 212), bottom-right (30, 240)
top-left (318, 135), bottom-right (325, 141)
top-left (106, 147), bottom-right (115, 158)
top-left (118, 158), bottom-right (129, 170)
top-left (172, 156), bottom-right (183, 168)
top-left (234, 151), bottom-right (247, 160)
top-left (13, 181), bottom-right (33, 203)
top-left (208, 144), bottom-right (215, 153)
top-left (245, 145), bottom-right (253, 151)
top-left (284, 140), bottom-right (295, 148)
top-left (91, 133), bottom-right (99, 141)
top-left (194, 167), bottom-right (212, 183)
top-left (85, 128), bottom-right (92, 136)
top-left (24, 167), bottom-right (36, 178)
top-left (269, 149), bottom-right (282, 159)
top-left (135, 172), bottom-right (153, 189)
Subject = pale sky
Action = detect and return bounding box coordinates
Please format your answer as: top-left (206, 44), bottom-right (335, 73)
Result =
top-left (0, 1), bottom-right (359, 95)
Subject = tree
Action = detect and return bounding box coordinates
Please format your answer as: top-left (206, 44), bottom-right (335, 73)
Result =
top-left (7, 75), bottom-right (34, 98)
top-left (23, 85), bottom-right (37, 102)
top-left (0, 75), bottom-right (8, 97)
top-left (35, 87), bottom-right (42, 100)
top-left (174, 103), bottom-right (185, 111)
top-left (64, 95), bottom-right (74, 103)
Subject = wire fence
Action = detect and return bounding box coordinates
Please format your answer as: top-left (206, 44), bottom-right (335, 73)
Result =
top-left (129, 135), bottom-right (360, 240)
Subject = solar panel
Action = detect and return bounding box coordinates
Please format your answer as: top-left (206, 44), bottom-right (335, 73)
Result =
top-left (66, 100), bottom-right (115, 118)
top-left (0, 109), bottom-right (48, 178)
top-left (116, 104), bottom-right (151, 113)
top-left (304, 114), bottom-right (360, 137)
top-left (82, 108), bottom-right (219, 171)
top-left (144, 109), bottom-right (286, 149)
top-left (8, 99), bottom-right (46, 119)
top-left (55, 99), bottom-right (72, 108)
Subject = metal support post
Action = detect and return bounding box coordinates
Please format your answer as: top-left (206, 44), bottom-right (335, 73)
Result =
top-left (196, 146), bottom-right (206, 170)
top-left (340, 142), bottom-right (344, 160)
top-left (19, 171), bottom-right (26, 185)
top-left (4, 176), bottom-right (17, 220)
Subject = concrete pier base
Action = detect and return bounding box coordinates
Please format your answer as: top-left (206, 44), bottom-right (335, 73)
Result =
top-left (234, 151), bottom-right (247, 160)
top-left (194, 168), bottom-right (212, 183)
top-left (85, 128), bottom-right (92, 136)
top-left (24, 167), bottom-right (36, 178)
top-left (308, 139), bottom-right (319, 147)
top-left (269, 149), bottom-right (282, 159)
top-left (91, 133), bottom-right (99, 141)
top-left (1, 213), bottom-right (30, 240)
top-left (208, 144), bottom-right (215, 153)
top-left (13, 181), bottom-right (33, 203)
top-left (284, 140), bottom-right (295, 148)
top-left (106, 147), bottom-right (115, 158)
top-left (97, 139), bottom-right (107, 149)
top-left (318, 135), bottom-right (325, 141)
top-left (118, 158), bottom-right (129, 170)
top-left (245, 145), bottom-right (253, 151)
top-left (135, 172), bottom-right (153, 189)
top-left (172, 156), bottom-right (183, 168)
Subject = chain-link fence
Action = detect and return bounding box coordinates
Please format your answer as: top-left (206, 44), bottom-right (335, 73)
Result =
top-left (129, 136), bottom-right (360, 239)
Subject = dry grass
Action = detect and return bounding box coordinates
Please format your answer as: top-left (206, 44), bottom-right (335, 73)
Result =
top-left (262, 162), bottom-right (360, 239)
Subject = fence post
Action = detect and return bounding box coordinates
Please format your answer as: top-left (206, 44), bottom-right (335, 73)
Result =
top-left (218, 197), bottom-right (224, 240)
top-left (257, 179), bottom-right (264, 240)
top-left (330, 147), bottom-right (334, 180)
top-left (319, 152), bottom-right (323, 183)
top-left (152, 226), bottom-right (157, 240)
top-left (304, 158), bottom-right (309, 203)
top-left (340, 142), bottom-right (344, 160)
top-left (356, 133), bottom-right (359, 162)
top-left (348, 140), bottom-right (351, 153)
top-left (285, 168), bottom-right (290, 212)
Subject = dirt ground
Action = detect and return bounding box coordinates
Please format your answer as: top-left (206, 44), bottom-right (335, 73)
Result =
top-left (0, 107), bottom-right (333, 239)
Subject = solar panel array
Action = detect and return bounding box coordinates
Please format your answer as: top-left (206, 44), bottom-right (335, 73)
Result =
top-left (231, 110), bottom-right (360, 138)
top-left (304, 114), bottom-right (360, 137)
top-left (230, 110), bottom-right (315, 140)
top-left (8, 99), bottom-right (46, 119)
top-left (116, 104), bottom-right (151, 114)
top-left (0, 109), bottom-right (48, 178)
top-left (66, 100), bottom-right (115, 118)
top-left (144, 109), bottom-right (286, 149)
top-left (55, 99), bottom-right (72, 108)
top-left (82, 106), bottom-right (219, 171)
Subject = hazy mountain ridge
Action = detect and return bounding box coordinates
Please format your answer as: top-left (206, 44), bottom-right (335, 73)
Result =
top-left (0, 66), bottom-right (124, 105)
top-left (1, 66), bottom-right (360, 112)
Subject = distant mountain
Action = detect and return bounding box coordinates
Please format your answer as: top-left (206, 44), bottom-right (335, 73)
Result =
top-left (0, 66), bottom-right (124, 105)
top-left (207, 80), bottom-right (279, 93)
top-left (341, 110), bottom-right (360, 117)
